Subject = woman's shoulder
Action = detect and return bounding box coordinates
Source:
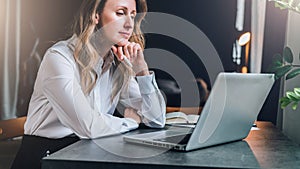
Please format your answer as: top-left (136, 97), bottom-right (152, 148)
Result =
top-left (45, 36), bottom-right (76, 63)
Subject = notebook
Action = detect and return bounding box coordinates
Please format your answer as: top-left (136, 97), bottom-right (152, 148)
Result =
top-left (123, 73), bottom-right (275, 151)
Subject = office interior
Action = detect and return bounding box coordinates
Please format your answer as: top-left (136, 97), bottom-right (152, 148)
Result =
top-left (0, 0), bottom-right (300, 169)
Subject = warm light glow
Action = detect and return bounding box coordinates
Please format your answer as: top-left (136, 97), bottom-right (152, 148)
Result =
top-left (241, 66), bottom-right (248, 73)
top-left (238, 32), bottom-right (251, 46)
top-left (238, 32), bottom-right (251, 73)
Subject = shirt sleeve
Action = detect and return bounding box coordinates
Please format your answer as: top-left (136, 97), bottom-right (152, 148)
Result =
top-left (119, 71), bottom-right (166, 128)
top-left (41, 49), bottom-right (138, 139)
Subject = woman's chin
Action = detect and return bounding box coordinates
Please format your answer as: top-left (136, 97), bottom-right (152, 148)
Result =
top-left (115, 38), bottom-right (128, 46)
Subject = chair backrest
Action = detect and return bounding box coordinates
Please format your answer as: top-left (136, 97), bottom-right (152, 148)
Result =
top-left (0, 117), bottom-right (26, 140)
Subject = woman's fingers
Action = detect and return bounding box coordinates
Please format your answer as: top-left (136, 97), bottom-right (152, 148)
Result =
top-left (126, 42), bottom-right (141, 59)
top-left (112, 42), bottom-right (147, 74)
top-left (123, 44), bottom-right (130, 60)
top-left (117, 46), bottom-right (124, 60)
top-left (111, 45), bottom-right (117, 53)
top-left (112, 42), bottom-right (143, 66)
top-left (133, 43), bottom-right (140, 58)
top-left (128, 43), bottom-right (134, 58)
top-left (111, 45), bottom-right (126, 61)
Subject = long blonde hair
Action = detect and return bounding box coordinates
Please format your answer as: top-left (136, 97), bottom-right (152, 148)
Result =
top-left (72, 0), bottom-right (147, 99)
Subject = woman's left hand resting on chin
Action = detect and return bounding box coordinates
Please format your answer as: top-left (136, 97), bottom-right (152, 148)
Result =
top-left (111, 41), bottom-right (150, 76)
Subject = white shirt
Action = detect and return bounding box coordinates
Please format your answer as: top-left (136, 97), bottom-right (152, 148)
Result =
top-left (24, 36), bottom-right (166, 139)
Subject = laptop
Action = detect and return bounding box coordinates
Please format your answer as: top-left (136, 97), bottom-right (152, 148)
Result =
top-left (123, 73), bottom-right (275, 151)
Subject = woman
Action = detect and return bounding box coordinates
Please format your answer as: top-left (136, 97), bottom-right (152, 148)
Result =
top-left (11, 0), bottom-right (165, 168)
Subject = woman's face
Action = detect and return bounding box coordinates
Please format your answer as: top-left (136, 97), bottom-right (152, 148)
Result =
top-left (99, 0), bottom-right (137, 46)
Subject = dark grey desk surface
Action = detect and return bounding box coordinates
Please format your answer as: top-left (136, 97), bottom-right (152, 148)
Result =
top-left (42, 122), bottom-right (300, 169)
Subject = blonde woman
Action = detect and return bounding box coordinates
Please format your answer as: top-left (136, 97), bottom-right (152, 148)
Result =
top-left (11, 0), bottom-right (165, 168)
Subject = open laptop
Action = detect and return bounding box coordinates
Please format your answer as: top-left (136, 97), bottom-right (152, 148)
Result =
top-left (123, 73), bottom-right (275, 151)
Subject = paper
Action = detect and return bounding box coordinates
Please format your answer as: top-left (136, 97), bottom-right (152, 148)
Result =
top-left (166, 112), bottom-right (199, 124)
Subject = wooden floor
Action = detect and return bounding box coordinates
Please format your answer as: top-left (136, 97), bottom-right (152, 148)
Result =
top-left (0, 139), bottom-right (21, 169)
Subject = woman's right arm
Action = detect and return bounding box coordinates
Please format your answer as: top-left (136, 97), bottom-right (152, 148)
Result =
top-left (41, 49), bottom-right (138, 139)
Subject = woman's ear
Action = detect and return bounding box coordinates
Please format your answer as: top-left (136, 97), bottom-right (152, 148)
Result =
top-left (94, 13), bottom-right (100, 25)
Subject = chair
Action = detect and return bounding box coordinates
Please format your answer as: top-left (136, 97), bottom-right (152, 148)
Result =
top-left (0, 116), bottom-right (26, 140)
top-left (0, 117), bottom-right (26, 168)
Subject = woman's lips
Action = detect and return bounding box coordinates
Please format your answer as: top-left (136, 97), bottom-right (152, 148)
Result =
top-left (119, 32), bottom-right (130, 38)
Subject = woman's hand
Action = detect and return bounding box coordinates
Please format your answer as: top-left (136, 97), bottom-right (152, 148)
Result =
top-left (124, 108), bottom-right (141, 124)
top-left (111, 42), bottom-right (149, 76)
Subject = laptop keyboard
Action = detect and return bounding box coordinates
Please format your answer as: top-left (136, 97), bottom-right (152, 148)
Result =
top-left (154, 133), bottom-right (192, 144)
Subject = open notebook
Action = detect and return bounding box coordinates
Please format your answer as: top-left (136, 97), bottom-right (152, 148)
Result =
top-left (165, 111), bottom-right (199, 124)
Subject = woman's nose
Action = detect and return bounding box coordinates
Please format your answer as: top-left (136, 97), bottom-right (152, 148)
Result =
top-left (124, 16), bottom-right (133, 30)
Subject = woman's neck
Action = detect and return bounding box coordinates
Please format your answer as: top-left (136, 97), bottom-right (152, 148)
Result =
top-left (97, 43), bottom-right (112, 58)
top-left (90, 32), bottom-right (113, 58)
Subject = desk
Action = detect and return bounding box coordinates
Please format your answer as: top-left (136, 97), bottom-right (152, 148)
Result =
top-left (42, 122), bottom-right (300, 169)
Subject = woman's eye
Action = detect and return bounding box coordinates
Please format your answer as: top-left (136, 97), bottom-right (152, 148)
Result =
top-left (116, 11), bottom-right (125, 15)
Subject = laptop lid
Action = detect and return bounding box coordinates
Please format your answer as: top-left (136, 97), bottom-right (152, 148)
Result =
top-left (186, 73), bottom-right (274, 150)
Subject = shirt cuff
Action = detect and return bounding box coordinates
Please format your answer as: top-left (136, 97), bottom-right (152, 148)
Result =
top-left (120, 118), bottom-right (139, 133)
top-left (135, 71), bottom-right (159, 94)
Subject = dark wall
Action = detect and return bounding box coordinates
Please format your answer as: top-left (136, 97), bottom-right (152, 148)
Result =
top-left (145, 0), bottom-right (251, 87)
top-left (258, 2), bottom-right (288, 124)
top-left (145, 0), bottom-right (287, 124)
top-left (144, 0), bottom-right (250, 107)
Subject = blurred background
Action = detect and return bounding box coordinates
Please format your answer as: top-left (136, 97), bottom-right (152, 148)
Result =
top-left (0, 0), bottom-right (287, 123)
top-left (2, 0), bottom-right (299, 168)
